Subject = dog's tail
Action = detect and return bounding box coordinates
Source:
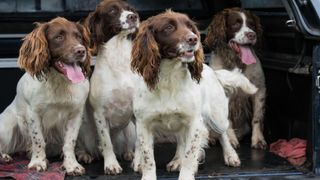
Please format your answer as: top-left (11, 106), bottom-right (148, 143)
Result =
top-left (215, 68), bottom-right (258, 95)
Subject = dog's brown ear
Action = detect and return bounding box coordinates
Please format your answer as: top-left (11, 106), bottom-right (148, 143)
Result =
top-left (189, 22), bottom-right (203, 83)
top-left (251, 12), bottom-right (263, 46)
top-left (18, 22), bottom-right (50, 80)
top-left (76, 22), bottom-right (92, 77)
top-left (204, 10), bottom-right (227, 49)
top-left (189, 45), bottom-right (204, 83)
top-left (84, 11), bottom-right (103, 54)
top-left (131, 19), bottom-right (161, 90)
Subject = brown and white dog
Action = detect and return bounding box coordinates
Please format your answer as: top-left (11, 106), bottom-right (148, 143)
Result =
top-left (131, 10), bottom-right (259, 180)
top-left (78, 0), bottom-right (139, 175)
top-left (0, 17), bottom-right (91, 175)
top-left (204, 7), bottom-right (267, 149)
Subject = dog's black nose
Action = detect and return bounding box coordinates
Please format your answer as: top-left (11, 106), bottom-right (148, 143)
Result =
top-left (245, 32), bottom-right (256, 41)
top-left (186, 34), bottom-right (198, 46)
top-left (74, 46), bottom-right (86, 56)
top-left (127, 13), bottom-right (138, 22)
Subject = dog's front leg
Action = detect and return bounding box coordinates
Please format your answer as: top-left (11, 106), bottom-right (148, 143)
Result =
top-left (167, 134), bottom-right (186, 172)
top-left (132, 136), bottom-right (141, 173)
top-left (251, 87), bottom-right (267, 149)
top-left (136, 122), bottom-right (156, 180)
top-left (219, 131), bottom-right (241, 167)
top-left (27, 112), bottom-right (48, 172)
top-left (61, 112), bottom-right (85, 176)
top-left (122, 121), bottom-right (135, 161)
top-left (93, 110), bottom-right (122, 175)
top-left (179, 119), bottom-right (207, 180)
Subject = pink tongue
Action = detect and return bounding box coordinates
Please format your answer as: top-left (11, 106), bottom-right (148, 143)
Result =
top-left (64, 63), bottom-right (85, 84)
top-left (239, 46), bottom-right (256, 65)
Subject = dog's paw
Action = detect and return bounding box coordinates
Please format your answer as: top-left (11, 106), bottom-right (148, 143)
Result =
top-left (123, 150), bottom-right (134, 162)
top-left (76, 151), bottom-right (94, 164)
top-left (251, 135), bottom-right (267, 150)
top-left (166, 157), bottom-right (181, 172)
top-left (1, 153), bottom-right (13, 163)
top-left (62, 160), bottom-right (85, 176)
top-left (132, 162), bottom-right (141, 173)
top-left (104, 161), bottom-right (123, 175)
top-left (223, 149), bottom-right (241, 167)
top-left (28, 158), bottom-right (48, 172)
top-left (131, 158), bottom-right (141, 173)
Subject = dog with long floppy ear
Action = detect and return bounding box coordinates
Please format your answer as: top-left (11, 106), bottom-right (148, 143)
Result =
top-left (19, 21), bottom-right (92, 80)
top-left (79, 0), bottom-right (140, 175)
top-left (204, 7), bottom-right (262, 47)
top-left (204, 7), bottom-right (267, 149)
top-left (131, 16), bottom-right (204, 90)
top-left (130, 11), bottom-right (256, 180)
top-left (0, 17), bottom-right (91, 176)
top-left (204, 8), bottom-right (263, 70)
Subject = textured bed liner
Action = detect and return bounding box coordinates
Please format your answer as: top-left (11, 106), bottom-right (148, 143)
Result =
top-left (66, 142), bottom-right (307, 180)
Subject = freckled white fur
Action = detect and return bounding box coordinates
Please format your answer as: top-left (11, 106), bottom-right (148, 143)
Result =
top-left (209, 10), bottom-right (267, 149)
top-left (0, 69), bottom-right (89, 174)
top-left (120, 10), bottom-right (137, 29)
top-left (81, 32), bottom-right (138, 174)
top-left (233, 12), bottom-right (256, 44)
top-left (133, 58), bottom-right (253, 179)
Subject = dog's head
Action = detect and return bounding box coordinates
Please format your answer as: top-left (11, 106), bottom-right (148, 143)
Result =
top-left (204, 8), bottom-right (262, 66)
top-left (18, 17), bottom-right (91, 83)
top-left (131, 10), bottom-right (204, 90)
top-left (85, 0), bottom-right (139, 52)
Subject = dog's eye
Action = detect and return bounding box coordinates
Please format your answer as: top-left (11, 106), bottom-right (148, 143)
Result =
top-left (55, 35), bottom-right (64, 41)
top-left (163, 24), bottom-right (175, 33)
top-left (232, 22), bottom-right (241, 29)
top-left (186, 22), bottom-right (193, 30)
top-left (109, 8), bottom-right (117, 15)
top-left (247, 21), bottom-right (256, 29)
top-left (75, 33), bottom-right (82, 40)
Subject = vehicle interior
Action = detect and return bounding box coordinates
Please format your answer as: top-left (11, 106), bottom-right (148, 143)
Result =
top-left (0, 0), bottom-right (319, 179)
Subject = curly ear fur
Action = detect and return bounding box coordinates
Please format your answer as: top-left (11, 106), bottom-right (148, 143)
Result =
top-left (189, 27), bottom-right (204, 83)
top-left (250, 11), bottom-right (263, 47)
top-left (84, 11), bottom-right (104, 55)
top-left (18, 22), bottom-right (49, 80)
top-left (76, 23), bottom-right (92, 77)
top-left (204, 10), bottom-right (227, 49)
top-left (131, 20), bottom-right (160, 90)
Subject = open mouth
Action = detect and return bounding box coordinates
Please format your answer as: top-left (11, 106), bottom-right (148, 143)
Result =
top-left (53, 61), bottom-right (85, 84)
top-left (179, 49), bottom-right (195, 59)
top-left (228, 40), bottom-right (257, 65)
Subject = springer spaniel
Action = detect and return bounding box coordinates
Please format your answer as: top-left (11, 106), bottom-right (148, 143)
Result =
top-left (79, 0), bottom-right (139, 175)
top-left (131, 10), bottom-right (258, 180)
top-left (204, 7), bottom-right (267, 149)
top-left (0, 17), bottom-right (91, 175)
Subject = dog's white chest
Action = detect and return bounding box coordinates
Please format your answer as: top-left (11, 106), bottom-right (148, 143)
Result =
top-left (134, 79), bottom-right (201, 133)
